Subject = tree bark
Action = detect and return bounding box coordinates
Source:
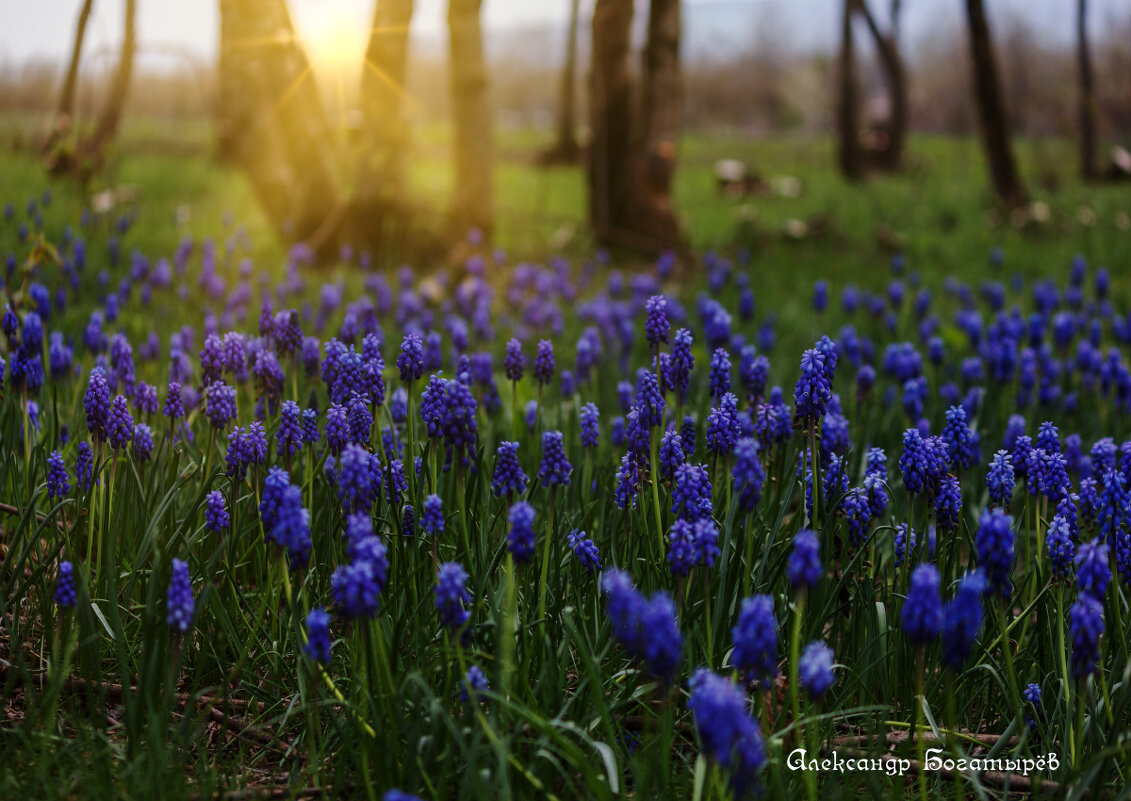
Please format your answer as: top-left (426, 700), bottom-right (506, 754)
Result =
top-left (544, 0), bottom-right (582, 163)
top-left (216, 0), bottom-right (341, 253)
top-left (858, 0), bottom-right (907, 170)
top-left (836, 0), bottom-right (863, 181)
top-left (448, 0), bottom-right (493, 238)
top-left (74, 0), bottom-right (135, 172)
top-left (588, 0), bottom-right (683, 255)
top-left (352, 0), bottom-right (415, 248)
top-left (1077, 0), bottom-right (1098, 181)
top-left (965, 0), bottom-right (1026, 206)
top-left (43, 0), bottom-right (93, 155)
top-left (357, 0), bottom-right (414, 208)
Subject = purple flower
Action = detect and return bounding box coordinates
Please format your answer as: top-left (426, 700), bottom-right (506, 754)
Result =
top-left (422, 494), bottom-right (444, 535)
top-left (787, 529), bottom-right (822, 590)
top-left (83, 368), bottom-right (111, 439)
top-left (645, 294), bottom-right (669, 347)
top-left (397, 333), bottom-right (424, 383)
top-left (205, 382), bottom-right (237, 430)
top-left (166, 558), bottom-right (195, 633)
top-left (46, 450), bottom-right (70, 498)
top-left (304, 607), bottom-right (332, 663)
top-left (492, 441), bottom-right (528, 498)
top-left (941, 571), bottom-right (986, 670)
top-left (55, 561), bottom-right (77, 608)
top-left (533, 339), bottom-right (555, 385)
top-left (1070, 594), bottom-right (1104, 678)
top-left (708, 348), bottom-right (731, 399)
top-left (975, 508), bottom-right (1014, 598)
top-left (507, 502), bottom-right (536, 563)
top-left (798, 640), bottom-right (835, 697)
top-left (106, 395), bottom-right (134, 450)
top-left (902, 564), bottom-right (942, 645)
top-left (567, 529), bottom-right (601, 572)
top-left (205, 490), bottom-right (230, 532)
top-left (538, 430), bottom-right (572, 487)
top-left (687, 668), bottom-right (767, 797)
top-left (731, 595), bottom-right (777, 685)
top-left (504, 338), bottom-right (524, 381)
top-left (435, 562), bottom-right (471, 630)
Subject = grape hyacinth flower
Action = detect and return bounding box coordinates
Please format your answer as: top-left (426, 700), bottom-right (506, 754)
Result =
top-left (731, 595), bottom-right (777, 686)
top-left (106, 395), bottom-right (134, 450)
top-left (567, 529), bottom-right (601, 572)
top-left (461, 664), bottom-right (490, 703)
top-left (687, 668), bottom-right (768, 798)
top-left (507, 502), bottom-right (536, 564)
top-left (397, 333), bottom-right (424, 383)
top-left (1046, 513), bottom-right (1075, 580)
top-left (55, 561), bottom-right (77, 608)
top-left (975, 508), bottom-right (1015, 598)
top-left (1075, 538), bottom-right (1111, 601)
top-left (788, 530), bottom-right (822, 591)
top-left (166, 558), bottom-right (195, 634)
top-left (538, 430), bottom-right (572, 487)
top-left (304, 607), bottom-right (332, 663)
top-left (46, 450), bottom-right (70, 498)
top-left (579, 402), bottom-right (600, 448)
top-left (435, 562), bottom-right (471, 631)
top-left (902, 564), bottom-right (943, 644)
top-left (83, 368), bottom-right (111, 440)
top-left (205, 490), bottom-right (230, 532)
top-left (331, 559), bottom-right (383, 619)
top-left (504, 338), bottom-right (524, 381)
top-left (793, 348), bottom-right (832, 426)
top-left (1070, 594), bottom-right (1104, 678)
top-left (671, 462), bottom-right (712, 521)
top-left (422, 494), bottom-right (444, 536)
top-left (708, 348), bottom-right (731, 399)
top-left (645, 294), bottom-right (669, 347)
top-left (205, 382), bottom-right (237, 430)
top-left (670, 328), bottom-right (694, 399)
top-left (76, 441), bottom-right (94, 490)
top-left (987, 450), bottom-right (1015, 509)
top-left (533, 339), bottom-right (555, 385)
top-left (934, 474), bottom-right (962, 533)
top-left (599, 569), bottom-right (682, 681)
top-left (798, 640), bottom-right (835, 697)
top-left (492, 441), bottom-right (528, 498)
top-left (940, 571), bottom-right (986, 670)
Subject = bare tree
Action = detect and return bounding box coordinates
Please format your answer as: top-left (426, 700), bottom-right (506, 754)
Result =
top-left (43, 0), bottom-right (94, 156)
top-left (217, 0), bottom-right (341, 252)
top-left (448, 0), bottom-right (493, 238)
top-left (543, 0), bottom-right (582, 164)
top-left (1077, 0), bottom-right (1098, 181)
top-left (354, 0), bottom-right (415, 242)
top-left (965, 0), bottom-right (1026, 206)
top-left (83, 0), bottom-right (136, 168)
top-left (836, 0), bottom-right (863, 181)
top-left (588, 0), bottom-right (683, 255)
top-left (857, 0), bottom-right (907, 170)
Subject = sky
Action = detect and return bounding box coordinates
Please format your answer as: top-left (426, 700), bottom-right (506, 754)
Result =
top-left (2, 0), bottom-right (1123, 73)
top-left (1, 0), bottom-right (600, 69)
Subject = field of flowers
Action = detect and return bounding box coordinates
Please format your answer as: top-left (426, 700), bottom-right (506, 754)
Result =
top-left (2, 186), bottom-right (1131, 800)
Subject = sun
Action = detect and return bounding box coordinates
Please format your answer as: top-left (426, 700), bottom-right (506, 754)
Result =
top-left (304, 9), bottom-right (368, 76)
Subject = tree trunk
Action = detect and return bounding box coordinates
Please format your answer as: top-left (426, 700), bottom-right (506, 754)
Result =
top-left (216, 0), bottom-right (341, 253)
top-left (544, 0), bottom-right (581, 163)
top-left (836, 0), bottom-right (863, 181)
top-left (588, 0), bottom-right (683, 255)
top-left (1077, 0), bottom-right (1098, 182)
top-left (448, 0), bottom-right (493, 239)
top-left (43, 0), bottom-right (93, 155)
top-left (965, 0), bottom-right (1026, 206)
top-left (73, 0), bottom-right (135, 173)
top-left (858, 0), bottom-right (907, 171)
top-left (352, 0), bottom-right (415, 248)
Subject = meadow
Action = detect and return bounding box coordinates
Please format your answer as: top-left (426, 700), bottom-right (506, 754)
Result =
top-left (2, 121), bottom-right (1131, 800)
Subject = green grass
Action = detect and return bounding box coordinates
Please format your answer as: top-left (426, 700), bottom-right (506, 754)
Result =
top-left (3, 115), bottom-right (1131, 801)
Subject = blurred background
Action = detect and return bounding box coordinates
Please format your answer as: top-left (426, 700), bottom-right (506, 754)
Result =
top-left (1, 0), bottom-right (1130, 269)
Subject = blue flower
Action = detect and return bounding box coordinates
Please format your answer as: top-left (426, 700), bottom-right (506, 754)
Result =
top-left (460, 665), bottom-right (490, 703)
top-left (934, 474), bottom-right (962, 533)
top-left (76, 441), bottom-right (95, 490)
top-left (645, 294), bottom-right (669, 347)
top-left (902, 564), bottom-right (943, 645)
top-left (538, 430), bottom-right (572, 487)
top-left (787, 530), bottom-right (822, 590)
top-left (942, 405), bottom-right (981, 471)
top-left (533, 339), bottom-right (555, 385)
top-left (492, 441), bottom-right (528, 498)
top-left (1070, 594), bottom-right (1104, 678)
top-left (709, 347), bottom-right (731, 399)
top-left (205, 490), bottom-right (230, 532)
top-left (507, 502), bottom-right (536, 563)
top-left (55, 561), bottom-right (77, 608)
top-left (504, 338), bottom-right (524, 381)
top-left (46, 450), bottom-right (70, 498)
top-left (672, 463), bottom-right (712, 521)
top-left (600, 569), bottom-right (682, 681)
top-left (899, 428), bottom-right (929, 496)
top-left (706, 392), bottom-right (739, 455)
top-left (687, 668), bottom-right (767, 797)
top-left (304, 607), bottom-right (332, 663)
top-left (798, 640), bottom-right (835, 697)
top-left (1075, 538), bottom-right (1111, 601)
top-left (987, 450), bottom-right (1015, 509)
top-left (331, 559), bottom-right (382, 619)
top-left (975, 509), bottom-right (1015, 598)
top-left (396, 333), bottom-right (424, 382)
top-left (940, 571), bottom-right (986, 670)
top-left (670, 328), bottom-right (694, 398)
top-left (422, 494), bottom-right (444, 535)
top-left (793, 348), bottom-right (832, 425)
top-left (435, 562), bottom-right (471, 630)
top-left (579, 402), bottom-right (600, 448)
top-left (731, 595), bottom-right (777, 685)
top-left (166, 558), bottom-right (195, 633)
top-left (567, 529), bottom-right (601, 572)
top-left (1046, 514), bottom-right (1075, 579)
top-left (731, 437), bottom-right (765, 512)
top-left (106, 395), bottom-right (133, 450)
